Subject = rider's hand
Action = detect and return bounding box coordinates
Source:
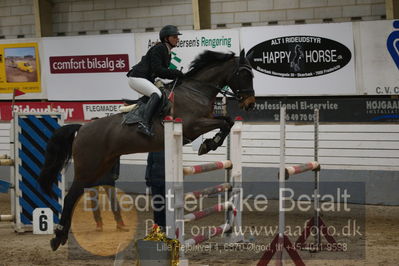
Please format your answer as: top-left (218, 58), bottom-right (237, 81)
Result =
top-left (172, 69), bottom-right (184, 78)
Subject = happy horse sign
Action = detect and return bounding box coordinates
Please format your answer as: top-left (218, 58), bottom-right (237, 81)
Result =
top-left (241, 22), bottom-right (355, 96)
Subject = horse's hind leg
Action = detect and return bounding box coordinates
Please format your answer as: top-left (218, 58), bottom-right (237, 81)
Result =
top-left (51, 181), bottom-right (85, 251)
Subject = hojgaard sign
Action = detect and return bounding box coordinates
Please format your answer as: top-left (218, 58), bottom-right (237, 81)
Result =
top-left (247, 35), bottom-right (352, 78)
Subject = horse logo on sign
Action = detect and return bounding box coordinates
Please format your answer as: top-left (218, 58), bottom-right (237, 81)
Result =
top-left (387, 20), bottom-right (399, 69)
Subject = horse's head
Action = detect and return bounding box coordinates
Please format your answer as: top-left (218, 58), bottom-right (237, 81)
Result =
top-left (226, 49), bottom-right (256, 111)
top-left (183, 50), bottom-right (255, 111)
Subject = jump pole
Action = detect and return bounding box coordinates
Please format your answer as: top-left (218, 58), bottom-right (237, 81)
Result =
top-left (258, 107), bottom-right (317, 266)
top-left (0, 155), bottom-right (14, 223)
top-left (0, 124), bottom-right (17, 224)
top-left (294, 109), bottom-right (339, 251)
top-left (258, 108), bottom-right (339, 265)
top-left (164, 116), bottom-right (243, 263)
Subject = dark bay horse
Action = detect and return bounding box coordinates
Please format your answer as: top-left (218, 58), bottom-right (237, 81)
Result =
top-left (39, 49), bottom-right (256, 251)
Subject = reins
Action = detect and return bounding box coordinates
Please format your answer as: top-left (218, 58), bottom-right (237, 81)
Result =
top-left (182, 77), bottom-right (242, 101)
top-left (182, 60), bottom-right (253, 102)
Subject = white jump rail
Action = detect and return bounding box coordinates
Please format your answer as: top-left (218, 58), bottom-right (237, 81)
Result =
top-left (164, 116), bottom-right (243, 263)
top-left (0, 154), bottom-right (14, 222)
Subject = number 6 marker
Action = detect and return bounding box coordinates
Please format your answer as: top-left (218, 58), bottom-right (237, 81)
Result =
top-left (32, 208), bottom-right (54, 234)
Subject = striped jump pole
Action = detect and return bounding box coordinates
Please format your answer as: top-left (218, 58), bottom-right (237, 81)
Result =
top-left (0, 214), bottom-right (13, 221)
top-left (0, 159), bottom-right (13, 166)
top-left (0, 155), bottom-right (14, 166)
top-left (183, 160), bottom-right (232, 176)
top-left (185, 182), bottom-right (232, 200)
top-left (284, 161), bottom-right (320, 179)
top-left (184, 201), bottom-right (234, 222)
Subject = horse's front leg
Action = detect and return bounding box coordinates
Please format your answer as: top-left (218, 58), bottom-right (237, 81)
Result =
top-left (190, 116), bottom-right (234, 155)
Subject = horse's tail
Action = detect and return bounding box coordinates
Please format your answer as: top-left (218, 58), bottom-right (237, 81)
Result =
top-left (38, 124), bottom-right (82, 198)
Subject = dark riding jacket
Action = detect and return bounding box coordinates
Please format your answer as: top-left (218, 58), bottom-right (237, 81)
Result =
top-left (127, 43), bottom-right (183, 83)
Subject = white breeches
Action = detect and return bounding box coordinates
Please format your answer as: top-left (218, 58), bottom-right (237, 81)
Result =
top-left (128, 77), bottom-right (162, 98)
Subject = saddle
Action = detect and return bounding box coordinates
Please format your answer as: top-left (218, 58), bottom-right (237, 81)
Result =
top-left (121, 89), bottom-right (171, 125)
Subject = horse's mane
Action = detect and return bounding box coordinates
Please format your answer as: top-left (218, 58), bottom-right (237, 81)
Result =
top-left (185, 50), bottom-right (235, 77)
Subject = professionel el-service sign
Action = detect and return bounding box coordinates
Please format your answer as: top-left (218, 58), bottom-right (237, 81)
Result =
top-left (240, 23), bottom-right (356, 96)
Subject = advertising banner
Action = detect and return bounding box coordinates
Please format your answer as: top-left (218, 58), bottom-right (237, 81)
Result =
top-left (135, 29), bottom-right (240, 73)
top-left (240, 23), bottom-right (356, 96)
top-left (226, 96), bottom-right (399, 123)
top-left (0, 42), bottom-right (41, 98)
top-left (360, 20), bottom-right (399, 95)
top-left (42, 34), bottom-right (136, 101)
top-left (0, 101), bottom-right (123, 122)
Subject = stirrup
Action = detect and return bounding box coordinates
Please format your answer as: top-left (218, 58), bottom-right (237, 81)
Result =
top-left (137, 122), bottom-right (154, 137)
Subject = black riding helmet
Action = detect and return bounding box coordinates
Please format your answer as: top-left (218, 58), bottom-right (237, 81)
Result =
top-left (159, 25), bottom-right (182, 42)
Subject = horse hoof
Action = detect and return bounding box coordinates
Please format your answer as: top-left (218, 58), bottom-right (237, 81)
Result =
top-left (50, 235), bottom-right (67, 251)
top-left (50, 237), bottom-right (61, 251)
top-left (198, 143), bottom-right (208, 155)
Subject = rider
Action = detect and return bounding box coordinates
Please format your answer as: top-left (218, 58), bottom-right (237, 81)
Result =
top-left (127, 25), bottom-right (184, 136)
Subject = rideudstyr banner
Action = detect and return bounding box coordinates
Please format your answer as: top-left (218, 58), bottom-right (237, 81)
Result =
top-left (41, 34), bottom-right (137, 101)
top-left (0, 101), bottom-right (123, 121)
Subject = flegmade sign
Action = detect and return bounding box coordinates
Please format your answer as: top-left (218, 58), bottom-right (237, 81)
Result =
top-left (247, 36), bottom-right (352, 78)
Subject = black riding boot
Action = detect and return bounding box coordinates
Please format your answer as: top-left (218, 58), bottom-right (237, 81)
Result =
top-left (138, 93), bottom-right (161, 137)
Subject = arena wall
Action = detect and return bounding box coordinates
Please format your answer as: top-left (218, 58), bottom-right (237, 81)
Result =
top-left (0, 1), bottom-right (397, 205)
top-left (0, 0), bottom-right (387, 39)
